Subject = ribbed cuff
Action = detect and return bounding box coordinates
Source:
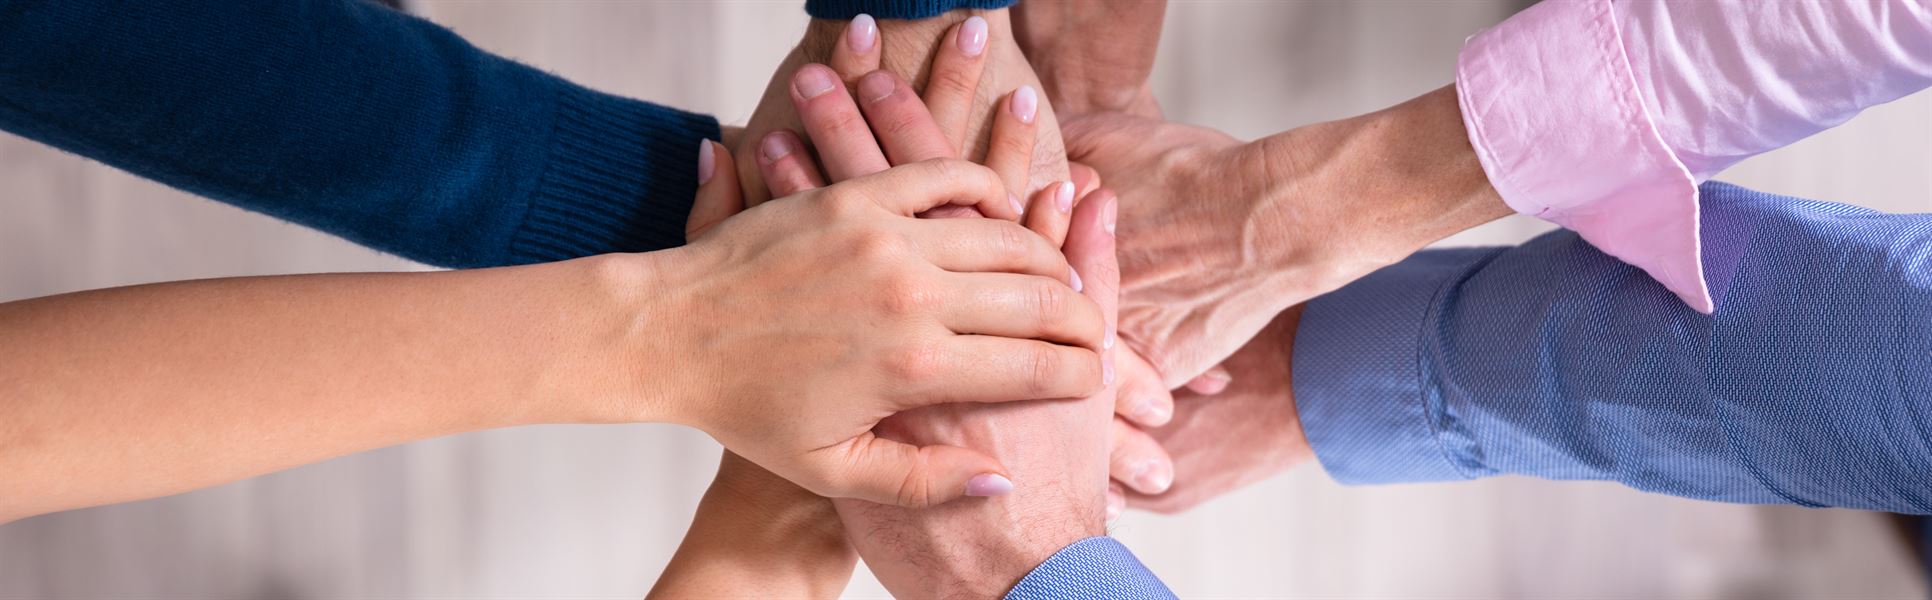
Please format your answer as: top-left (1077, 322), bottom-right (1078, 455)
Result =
top-left (1005, 537), bottom-right (1175, 600)
top-left (805, 0), bottom-right (1015, 20)
top-left (508, 85), bottom-right (721, 264)
top-left (1294, 250), bottom-right (1498, 485)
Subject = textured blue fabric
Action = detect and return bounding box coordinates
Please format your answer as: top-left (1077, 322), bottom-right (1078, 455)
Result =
top-left (806, 0), bottom-right (1016, 20)
top-left (0, 0), bottom-right (719, 268)
top-left (1004, 537), bottom-right (1175, 600)
top-left (1297, 182), bottom-right (1932, 513)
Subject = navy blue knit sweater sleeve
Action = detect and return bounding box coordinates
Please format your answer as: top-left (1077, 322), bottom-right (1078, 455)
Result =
top-left (806, 0), bottom-right (1014, 20)
top-left (0, 0), bottom-right (717, 268)
top-left (1294, 182), bottom-right (1932, 513)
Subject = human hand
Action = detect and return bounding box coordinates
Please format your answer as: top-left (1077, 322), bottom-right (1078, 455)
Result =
top-left (712, 20), bottom-right (1128, 596)
top-left (647, 452), bottom-right (855, 599)
top-left (1111, 308), bottom-right (1314, 514)
top-left (1064, 86), bottom-right (1510, 388)
top-left (1012, 0), bottom-right (1167, 118)
top-left (732, 9), bottom-right (1072, 216)
top-left (640, 151), bottom-right (1103, 508)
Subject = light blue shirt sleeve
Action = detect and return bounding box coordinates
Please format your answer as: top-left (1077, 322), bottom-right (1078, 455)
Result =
top-left (1005, 537), bottom-right (1176, 600)
top-left (1294, 182), bottom-right (1932, 513)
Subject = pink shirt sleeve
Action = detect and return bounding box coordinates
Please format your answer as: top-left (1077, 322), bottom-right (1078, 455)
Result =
top-left (1455, 0), bottom-right (1932, 313)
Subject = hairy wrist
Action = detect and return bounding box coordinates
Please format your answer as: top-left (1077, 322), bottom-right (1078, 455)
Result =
top-left (1246, 85), bottom-right (1507, 289)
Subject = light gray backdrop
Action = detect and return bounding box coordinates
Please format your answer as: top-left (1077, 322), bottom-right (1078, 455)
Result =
top-left (3, 1), bottom-right (1928, 598)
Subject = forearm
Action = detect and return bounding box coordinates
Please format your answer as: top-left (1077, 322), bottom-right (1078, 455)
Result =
top-left (0, 0), bottom-right (716, 267)
top-left (650, 456), bottom-right (855, 599)
top-left (1295, 183), bottom-right (1932, 512)
top-left (1246, 84), bottom-right (1508, 293)
top-left (1011, 0), bottom-right (1168, 115)
top-left (0, 257), bottom-right (656, 522)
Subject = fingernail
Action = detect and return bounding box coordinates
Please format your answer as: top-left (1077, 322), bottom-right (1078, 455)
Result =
top-left (1103, 357), bottom-right (1116, 386)
top-left (1011, 85), bottom-right (1038, 125)
top-left (1008, 192), bottom-right (1025, 216)
top-left (848, 14), bottom-right (878, 53)
top-left (793, 65), bottom-right (836, 99)
top-left (1103, 325), bottom-right (1116, 349)
top-left (1054, 181), bottom-right (1074, 214)
top-left (1069, 268), bottom-right (1083, 293)
top-left (958, 16), bottom-right (988, 57)
top-left (965, 473), bottom-right (1013, 497)
top-left (696, 140), bottom-right (716, 185)
top-left (1132, 460), bottom-right (1173, 494)
top-left (760, 133), bottom-right (792, 161)
top-left (1106, 490), bottom-right (1125, 521)
top-left (1134, 399), bottom-right (1170, 425)
top-left (858, 71), bottom-right (895, 103)
top-left (1103, 195), bottom-right (1118, 235)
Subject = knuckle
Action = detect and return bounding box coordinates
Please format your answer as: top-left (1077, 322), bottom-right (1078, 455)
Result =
top-left (884, 343), bottom-right (945, 382)
top-left (823, 109), bottom-right (870, 138)
top-left (993, 223), bottom-right (1033, 270)
top-left (927, 67), bottom-right (979, 99)
top-left (896, 448), bottom-right (936, 508)
top-left (878, 273), bottom-right (934, 316)
top-left (1031, 280), bottom-right (1069, 329)
top-left (847, 227), bottom-right (903, 261)
top-left (1024, 344), bottom-right (1060, 396)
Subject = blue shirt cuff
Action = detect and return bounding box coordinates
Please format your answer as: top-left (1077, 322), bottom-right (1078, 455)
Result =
top-left (1005, 537), bottom-right (1175, 600)
top-left (1293, 248), bottom-right (1500, 485)
top-left (805, 0), bottom-right (1017, 20)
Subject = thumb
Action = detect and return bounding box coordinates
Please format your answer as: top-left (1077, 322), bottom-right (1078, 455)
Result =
top-left (817, 433), bottom-right (1013, 508)
top-left (686, 139), bottom-right (745, 242)
top-left (1183, 365), bottom-right (1233, 395)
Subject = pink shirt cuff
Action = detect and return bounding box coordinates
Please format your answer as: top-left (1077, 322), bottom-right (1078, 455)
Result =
top-left (1455, 0), bottom-right (1712, 313)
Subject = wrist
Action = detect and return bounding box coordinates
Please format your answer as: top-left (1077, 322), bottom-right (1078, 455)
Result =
top-left (1245, 84), bottom-right (1508, 293)
top-left (545, 251), bottom-right (694, 426)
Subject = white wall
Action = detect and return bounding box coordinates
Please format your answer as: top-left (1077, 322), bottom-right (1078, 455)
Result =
top-left (1, 1), bottom-right (1926, 598)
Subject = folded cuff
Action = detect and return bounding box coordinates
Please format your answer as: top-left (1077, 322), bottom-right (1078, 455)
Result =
top-left (805, 0), bottom-right (1016, 20)
top-left (1294, 250), bottom-right (1502, 485)
top-left (1455, 0), bottom-right (1711, 312)
top-left (508, 85), bottom-right (721, 264)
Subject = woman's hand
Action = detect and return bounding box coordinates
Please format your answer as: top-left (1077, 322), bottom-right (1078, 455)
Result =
top-left (635, 156), bottom-right (1105, 509)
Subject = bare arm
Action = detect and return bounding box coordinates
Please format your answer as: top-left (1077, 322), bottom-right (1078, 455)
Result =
top-left (0, 259), bottom-right (636, 522)
top-left (648, 453), bottom-right (855, 599)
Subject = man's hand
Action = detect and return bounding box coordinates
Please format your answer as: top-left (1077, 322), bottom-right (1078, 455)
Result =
top-left (1012, 0), bottom-right (1167, 117)
top-left (1116, 308), bottom-right (1314, 514)
top-left (1064, 85), bottom-right (1511, 389)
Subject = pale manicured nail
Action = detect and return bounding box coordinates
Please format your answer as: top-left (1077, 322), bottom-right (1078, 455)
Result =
top-left (848, 14), bottom-right (878, 53)
top-left (1012, 85), bottom-right (1038, 125)
top-left (958, 16), bottom-right (988, 57)
top-left (1103, 325), bottom-right (1116, 350)
top-left (1008, 192), bottom-right (1025, 216)
top-left (696, 140), bottom-right (716, 185)
top-left (760, 133), bottom-right (792, 161)
top-left (1132, 460), bottom-right (1173, 493)
top-left (965, 473), bottom-right (1013, 497)
top-left (1069, 268), bottom-right (1083, 293)
top-left (1104, 195), bottom-right (1118, 235)
top-left (1135, 399), bottom-right (1170, 425)
top-left (793, 65), bottom-right (837, 99)
top-left (1055, 181), bottom-right (1075, 213)
top-left (858, 71), bottom-right (895, 103)
top-left (1103, 357), bottom-right (1116, 386)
